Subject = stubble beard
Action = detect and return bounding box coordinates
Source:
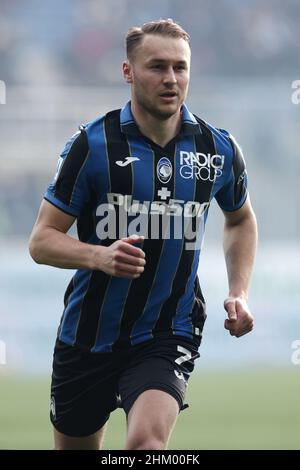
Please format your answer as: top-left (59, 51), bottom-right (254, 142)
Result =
top-left (135, 87), bottom-right (184, 121)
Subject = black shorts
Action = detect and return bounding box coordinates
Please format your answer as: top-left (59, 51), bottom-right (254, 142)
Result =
top-left (50, 335), bottom-right (201, 437)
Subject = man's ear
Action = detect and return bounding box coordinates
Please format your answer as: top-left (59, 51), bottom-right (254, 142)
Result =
top-left (123, 60), bottom-right (133, 84)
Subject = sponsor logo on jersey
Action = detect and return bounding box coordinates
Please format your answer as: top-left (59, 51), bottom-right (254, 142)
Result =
top-left (157, 157), bottom-right (172, 183)
top-left (157, 187), bottom-right (171, 200)
top-left (179, 151), bottom-right (224, 181)
top-left (95, 193), bottom-right (210, 250)
top-left (237, 169), bottom-right (247, 184)
top-left (116, 156), bottom-right (140, 167)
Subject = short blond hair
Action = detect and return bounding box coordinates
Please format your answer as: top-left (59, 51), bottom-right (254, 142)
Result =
top-left (126, 19), bottom-right (190, 61)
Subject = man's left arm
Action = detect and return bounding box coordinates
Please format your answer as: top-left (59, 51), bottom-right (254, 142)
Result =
top-left (222, 195), bottom-right (258, 337)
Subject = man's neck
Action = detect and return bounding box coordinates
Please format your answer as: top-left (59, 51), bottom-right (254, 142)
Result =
top-left (131, 101), bottom-right (182, 148)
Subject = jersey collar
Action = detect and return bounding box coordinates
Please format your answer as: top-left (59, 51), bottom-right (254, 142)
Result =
top-left (120, 101), bottom-right (202, 137)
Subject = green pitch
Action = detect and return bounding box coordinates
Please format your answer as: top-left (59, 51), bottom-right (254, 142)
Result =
top-left (0, 369), bottom-right (299, 450)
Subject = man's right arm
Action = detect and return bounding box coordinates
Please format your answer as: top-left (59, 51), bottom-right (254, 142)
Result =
top-left (29, 200), bottom-right (145, 279)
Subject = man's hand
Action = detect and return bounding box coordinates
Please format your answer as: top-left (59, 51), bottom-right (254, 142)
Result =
top-left (223, 297), bottom-right (254, 338)
top-left (94, 234), bottom-right (146, 279)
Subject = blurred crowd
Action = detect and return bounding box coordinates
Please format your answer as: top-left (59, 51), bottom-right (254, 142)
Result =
top-left (1, 0), bottom-right (300, 86)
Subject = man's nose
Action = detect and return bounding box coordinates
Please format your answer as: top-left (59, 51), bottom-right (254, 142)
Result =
top-left (163, 67), bottom-right (177, 84)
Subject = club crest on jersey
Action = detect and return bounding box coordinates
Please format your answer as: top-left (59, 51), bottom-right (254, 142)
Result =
top-left (157, 157), bottom-right (172, 184)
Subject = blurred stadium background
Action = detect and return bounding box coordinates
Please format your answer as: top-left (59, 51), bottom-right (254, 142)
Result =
top-left (0, 0), bottom-right (299, 450)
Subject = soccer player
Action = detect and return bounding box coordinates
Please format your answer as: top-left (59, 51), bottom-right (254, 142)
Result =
top-left (29, 19), bottom-right (257, 450)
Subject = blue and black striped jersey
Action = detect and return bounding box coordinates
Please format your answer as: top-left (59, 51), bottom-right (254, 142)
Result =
top-left (45, 101), bottom-right (248, 353)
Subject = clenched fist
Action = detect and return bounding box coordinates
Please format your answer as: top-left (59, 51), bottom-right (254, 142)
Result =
top-left (224, 297), bottom-right (254, 338)
top-left (94, 234), bottom-right (146, 279)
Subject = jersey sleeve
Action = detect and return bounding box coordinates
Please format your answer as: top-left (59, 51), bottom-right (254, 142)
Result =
top-left (44, 127), bottom-right (91, 217)
top-left (214, 134), bottom-right (248, 212)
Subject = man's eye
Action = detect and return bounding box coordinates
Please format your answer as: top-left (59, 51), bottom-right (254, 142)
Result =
top-left (151, 64), bottom-right (162, 69)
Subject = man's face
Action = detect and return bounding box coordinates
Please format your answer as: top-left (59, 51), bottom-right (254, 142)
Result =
top-left (124, 34), bottom-right (191, 120)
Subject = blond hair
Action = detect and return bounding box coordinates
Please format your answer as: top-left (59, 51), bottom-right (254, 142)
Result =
top-left (126, 19), bottom-right (190, 61)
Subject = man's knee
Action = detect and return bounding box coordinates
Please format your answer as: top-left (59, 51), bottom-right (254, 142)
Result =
top-left (126, 434), bottom-right (166, 450)
top-left (53, 425), bottom-right (107, 450)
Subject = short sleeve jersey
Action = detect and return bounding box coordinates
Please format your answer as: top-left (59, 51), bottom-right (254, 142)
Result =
top-left (45, 101), bottom-right (248, 352)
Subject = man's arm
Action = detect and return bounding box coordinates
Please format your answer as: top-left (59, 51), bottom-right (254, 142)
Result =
top-left (29, 200), bottom-right (145, 279)
top-left (222, 195), bottom-right (258, 337)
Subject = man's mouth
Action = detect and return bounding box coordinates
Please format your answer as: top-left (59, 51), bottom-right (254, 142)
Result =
top-left (160, 91), bottom-right (177, 98)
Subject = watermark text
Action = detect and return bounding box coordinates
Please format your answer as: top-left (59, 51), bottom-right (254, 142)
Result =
top-left (291, 340), bottom-right (300, 365)
top-left (291, 80), bottom-right (300, 104)
top-left (0, 80), bottom-right (6, 104)
top-left (0, 340), bottom-right (6, 365)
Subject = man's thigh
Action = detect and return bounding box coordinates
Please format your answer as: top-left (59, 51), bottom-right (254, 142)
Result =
top-left (125, 389), bottom-right (179, 450)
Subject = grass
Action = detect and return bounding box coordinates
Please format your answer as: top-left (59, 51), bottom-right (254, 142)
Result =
top-left (0, 369), bottom-right (299, 450)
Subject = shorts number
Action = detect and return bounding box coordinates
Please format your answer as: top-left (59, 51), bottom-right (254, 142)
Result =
top-left (175, 346), bottom-right (192, 365)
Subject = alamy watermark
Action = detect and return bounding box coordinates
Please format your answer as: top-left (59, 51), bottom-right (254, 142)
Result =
top-left (291, 340), bottom-right (300, 365)
top-left (291, 80), bottom-right (300, 104)
top-left (0, 340), bottom-right (6, 365)
top-left (0, 80), bottom-right (6, 104)
top-left (95, 193), bottom-right (208, 250)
